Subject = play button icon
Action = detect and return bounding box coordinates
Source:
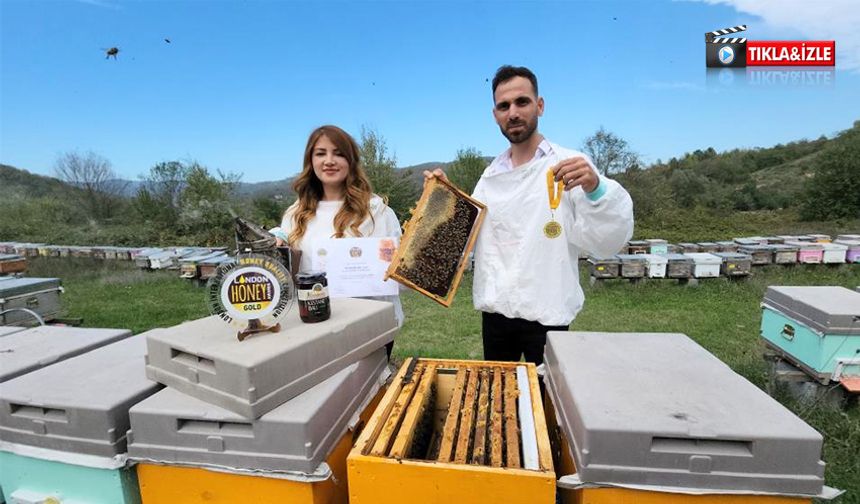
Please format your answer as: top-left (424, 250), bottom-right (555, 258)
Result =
top-left (718, 46), bottom-right (735, 65)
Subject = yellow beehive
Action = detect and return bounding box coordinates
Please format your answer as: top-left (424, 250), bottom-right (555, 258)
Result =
top-left (543, 396), bottom-right (812, 504)
top-left (136, 386), bottom-right (385, 504)
top-left (348, 358), bottom-right (556, 504)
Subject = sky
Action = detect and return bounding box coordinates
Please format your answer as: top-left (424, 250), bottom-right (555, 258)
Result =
top-left (1, 0), bottom-right (859, 183)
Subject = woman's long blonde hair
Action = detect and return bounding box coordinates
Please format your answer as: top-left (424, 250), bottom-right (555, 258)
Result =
top-left (287, 125), bottom-right (373, 247)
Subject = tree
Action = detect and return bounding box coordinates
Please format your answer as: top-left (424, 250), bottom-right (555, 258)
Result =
top-left (447, 147), bottom-right (486, 195)
top-left (799, 136), bottom-right (860, 220)
top-left (133, 161), bottom-right (189, 226)
top-left (359, 126), bottom-right (419, 220)
top-left (582, 127), bottom-right (641, 175)
top-left (54, 150), bottom-right (126, 219)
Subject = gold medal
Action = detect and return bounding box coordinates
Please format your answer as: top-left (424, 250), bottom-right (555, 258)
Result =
top-left (543, 220), bottom-right (562, 238)
top-left (544, 169), bottom-right (564, 239)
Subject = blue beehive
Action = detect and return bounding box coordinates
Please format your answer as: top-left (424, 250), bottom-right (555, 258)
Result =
top-left (761, 286), bottom-right (860, 385)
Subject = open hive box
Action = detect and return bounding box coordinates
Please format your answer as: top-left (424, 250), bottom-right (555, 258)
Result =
top-left (348, 358), bottom-right (555, 504)
top-left (385, 177), bottom-right (486, 307)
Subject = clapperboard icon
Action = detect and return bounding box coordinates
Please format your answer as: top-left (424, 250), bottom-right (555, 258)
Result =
top-left (706, 25), bottom-right (747, 67)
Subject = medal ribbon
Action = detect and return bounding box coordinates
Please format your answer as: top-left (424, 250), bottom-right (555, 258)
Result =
top-left (546, 169), bottom-right (563, 214)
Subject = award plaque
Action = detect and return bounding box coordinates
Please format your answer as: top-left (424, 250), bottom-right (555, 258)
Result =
top-left (385, 177), bottom-right (486, 307)
top-left (207, 253), bottom-right (294, 341)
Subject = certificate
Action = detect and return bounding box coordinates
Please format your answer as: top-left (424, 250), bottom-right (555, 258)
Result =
top-left (310, 237), bottom-right (399, 298)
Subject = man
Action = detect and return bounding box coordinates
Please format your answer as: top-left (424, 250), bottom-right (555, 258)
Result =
top-left (425, 65), bottom-right (634, 365)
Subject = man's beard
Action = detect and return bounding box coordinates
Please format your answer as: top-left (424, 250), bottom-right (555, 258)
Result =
top-left (500, 118), bottom-right (538, 144)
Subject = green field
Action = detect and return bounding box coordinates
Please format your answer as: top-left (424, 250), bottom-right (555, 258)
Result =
top-left (24, 257), bottom-right (860, 503)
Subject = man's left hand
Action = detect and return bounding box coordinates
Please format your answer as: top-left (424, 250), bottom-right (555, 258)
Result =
top-left (551, 157), bottom-right (599, 193)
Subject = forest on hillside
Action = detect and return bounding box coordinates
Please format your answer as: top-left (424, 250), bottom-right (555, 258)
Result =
top-left (1, 122), bottom-right (858, 247)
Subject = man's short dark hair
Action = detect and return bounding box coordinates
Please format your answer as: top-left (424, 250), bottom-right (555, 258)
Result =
top-left (492, 65), bottom-right (538, 97)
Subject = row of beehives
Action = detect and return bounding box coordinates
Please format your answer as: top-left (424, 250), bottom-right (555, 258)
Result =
top-left (0, 241), bottom-right (233, 276)
top-left (589, 234), bottom-right (860, 281)
top-left (0, 306), bottom-right (842, 503)
top-left (622, 233), bottom-right (860, 259)
top-left (0, 297), bottom-right (399, 504)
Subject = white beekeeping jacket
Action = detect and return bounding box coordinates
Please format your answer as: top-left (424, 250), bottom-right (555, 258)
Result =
top-left (471, 141), bottom-right (634, 326)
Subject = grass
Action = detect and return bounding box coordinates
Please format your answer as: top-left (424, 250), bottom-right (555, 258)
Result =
top-left (24, 257), bottom-right (860, 503)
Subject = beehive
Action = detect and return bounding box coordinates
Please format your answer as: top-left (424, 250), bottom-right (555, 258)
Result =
top-left (677, 243), bottom-right (701, 253)
top-left (0, 277), bottom-right (63, 326)
top-left (641, 254), bottom-right (668, 278)
top-left (545, 332), bottom-right (832, 504)
top-left (0, 254), bottom-right (26, 275)
top-left (785, 241), bottom-right (823, 264)
top-left (664, 253), bottom-right (694, 279)
top-left (587, 256), bottom-right (620, 279)
top-left (820, 243), bottom-right (847, 264)
top-left (615, 254), bottom-right (647, 278)
top-left (806, 234), bottom-right (831, 243)
top-left (770, 244), bottom-right (800, 264)
top-left (714, 252), bottom-right (752, 277)
top-left (697, 242), bottom-right (720, 253)
top-left (644, 239), bottom-right (668, 255)
top-left (684, 253), bottom-right (722, 278)
top-left (348, 358), bottom-right (555, 504)
top-left (626, 240), bottom-right (649, 254)
top-left (716, 240), bottom-right (740, 253)
top-left (385, 177), bottom-right (485, 306)
top-left (738, 245), bottom-right (774, 265)
top-left (834, 239), bottom-right (860, 263)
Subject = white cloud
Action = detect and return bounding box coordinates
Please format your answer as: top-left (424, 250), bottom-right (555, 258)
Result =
top-left (698, 0), bottom-right (860, 72)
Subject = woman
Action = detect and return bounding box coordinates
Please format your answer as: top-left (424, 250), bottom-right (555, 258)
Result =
top-left (272, 125), bottom-right (404, 331)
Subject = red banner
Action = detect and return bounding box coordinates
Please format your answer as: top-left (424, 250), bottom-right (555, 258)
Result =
top-left (747, 41), bottom-right (835, 66)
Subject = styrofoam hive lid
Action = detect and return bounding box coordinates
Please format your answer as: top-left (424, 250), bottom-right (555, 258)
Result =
top-left (770, 244), bottom-right (799, 251)
top-left (0, 326), bottom-right (132, 383)
top-left (684, 253), bottom-right (722, 264)
top-left (820, 243), bottom-right (847, 251)
top-left (587, 256), bottom-right (621, 264)
top-left (640, 254), bottom-right (668, 264)
top-left (615, 254), bottom-right (647, 261)
top-left (0, 326), bottom-right (27, 338)
top-left (0, 335), bottom-right (161, 457)
top-left (145, 297), bottom-right (397, 418)
top-left (0, 277), bottom-right (61, 298)
top-left (834, 239), bottom-right (860, 247)
top-left (544, 332), bottom-right (825, 496)
top-left (738, 245), bottom-right (773, 252)
top-left (763, 286), bottom-right (860, 335)
top-left (664, 253), bottom-right (693, 262)
top-left (713, 252), bottom-right (752, 260)
top-left (128, 348), bottom-right (387, 473)
top-left (784, 241), bottom-right (823, 250)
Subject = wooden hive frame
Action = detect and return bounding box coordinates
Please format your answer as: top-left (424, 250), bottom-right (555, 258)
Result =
top-left (348, 358), bottom-right (554, 504)
top-left (385, 177), bottom-right (486, 307)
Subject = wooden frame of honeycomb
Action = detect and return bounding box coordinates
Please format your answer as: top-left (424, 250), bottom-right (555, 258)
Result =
top-left (385, 177), bottom-right (486, 307)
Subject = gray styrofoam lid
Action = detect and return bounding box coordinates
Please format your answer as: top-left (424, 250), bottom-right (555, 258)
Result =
top-left (544, 332), bottom-right (825, 496)
top-left (128, 348), bottom-right (387, 473)
top-left (663, 254), bottom-right (693, 262)
top-left (144, 297), bottom-right (397, 418)
top-left (683, 253), bottom-right (722, 264)
top-left (0, 326), bottom-right (27, 338)
top-left (713, 252), bottom-right (751, 260)
top-left (0, 335), bottom-right (161, 457)
top-left (763, 286), bottom-right (860, 335)
top-left (0, 326), bottom-right (131, 383)
top-left (0, 277), bottom-right (61, 298)
top-left (615, 254), bottom-right (647, 261)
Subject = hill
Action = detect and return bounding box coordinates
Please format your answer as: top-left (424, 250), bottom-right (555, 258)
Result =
top-left (0, 164), bottom-right (85, 199)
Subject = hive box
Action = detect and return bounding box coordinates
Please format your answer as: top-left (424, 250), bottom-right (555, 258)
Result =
top-left (0, 326), bottom-right (131, 383)
top-left (806, 234), bottom-right (831, 243)
top-left (697, 242), bottom-right (720, 253)
top-left (716, 240), bottom-right (739, 253)
top-left (641, 254), bottom-right (668, 278)
top-left (0, 277), bottom-right (62, 326)
top-left (626, 240), bottom-right (649, 255)
top-left (770, 244), bottom-right (800, 264)
top-left (820, 242), bottom-right (847, 264)
top-left (835, 234), bottom-right (860, 241)
top-left (0, 254), bottom-right (26, 275)
top-left (0, 336), bottom-right (161, 504)
top-left (587, 256), bottom-right (620, 279)
top-left (615, 254), bottom-right (647, 278)
top-left (663, 254), bottom-right (693, 279)
top-left (677, 243), bottom-right (701, 253)
top-left (683, 253), bottom-right (721, 278)
top-left (348, 358), bottom-right (555, 504)
top-left (145, 297), bottom-right (397, 418)
top-left (785, 241), bottom-right (823, 264)
top-left (737, 245), bottom-right (773, 266)
top-left (644, 239), bottom-right (668, 255)
top-left (130, 349), bottom-right (389, 504)
top-left (834, 239), bottom-right (860, 263)
top-left (544, 332), bottom-right (830, 501)
top-left (761, 286), bottom-right (860, 384)
top-left (714, 252), bottom-right (752, 277)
